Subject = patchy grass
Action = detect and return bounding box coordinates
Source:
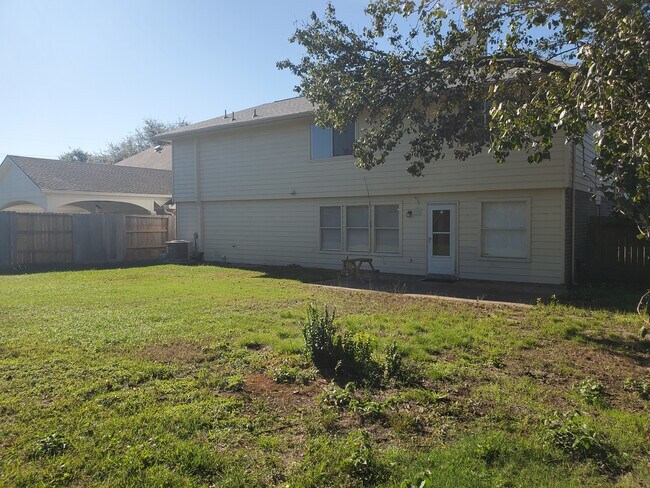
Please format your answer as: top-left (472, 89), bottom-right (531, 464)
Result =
top-left (0, 264), bottom-right (648, 486)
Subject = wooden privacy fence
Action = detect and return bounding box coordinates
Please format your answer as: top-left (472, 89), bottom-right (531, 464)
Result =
top-left (587, 216), bottom-right (650, 283)
top-left (0, 212), bottom-right (176, 266)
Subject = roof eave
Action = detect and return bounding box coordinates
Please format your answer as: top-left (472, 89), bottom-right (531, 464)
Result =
top-left (156, 111), bottom-right (314, 141)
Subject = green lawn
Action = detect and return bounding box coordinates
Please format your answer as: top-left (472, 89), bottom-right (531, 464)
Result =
top-left (0, 265), bottom-right (648, 487)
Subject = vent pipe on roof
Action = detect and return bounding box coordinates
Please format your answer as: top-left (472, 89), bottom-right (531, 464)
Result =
top-left (252, 109), bottom-right (258, 118)
top-left (231, 111), bottom-right (235, 122)
top-left (224, 110), bottom-right (228, 119)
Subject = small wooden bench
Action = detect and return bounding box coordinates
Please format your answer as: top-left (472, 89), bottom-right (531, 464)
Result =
top-left (341, 257), bottom-right (379, 276)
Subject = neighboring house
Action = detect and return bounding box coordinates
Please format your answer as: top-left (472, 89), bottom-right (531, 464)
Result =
top-left (0, 155), bottom-right (171, 215)
top-left (159, 96), bottom-right (602, 285)
top-left (115, 145), bottom-right (172, 170)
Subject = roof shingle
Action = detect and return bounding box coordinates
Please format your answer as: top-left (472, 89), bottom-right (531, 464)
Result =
top-left (8, 155), bottom-right (171, 195)
top-left (157, 96), bottom-right (314, 138)
top-left (115, 145), bottom-right (172, 170)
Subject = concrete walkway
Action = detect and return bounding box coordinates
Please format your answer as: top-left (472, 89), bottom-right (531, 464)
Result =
top-left (314, 272), bottom-right (565, 307)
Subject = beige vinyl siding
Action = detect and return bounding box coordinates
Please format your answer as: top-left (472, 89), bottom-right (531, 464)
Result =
top-left (571, 126), bottom-right (598, 193)
top-left (194, 188), bottom-right (565, 284)
top-left (175, 202), bottom-right (200, 248)
top-left (172, 137), bottom-right (197, 202)
top-left (185, 118), bottom-right (569, 203)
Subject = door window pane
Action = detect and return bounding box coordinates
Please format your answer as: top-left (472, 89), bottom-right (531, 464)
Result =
top-left (432, 234), bottom-right (450, 256)
top-left (432, 210), bottom-right (450, 233)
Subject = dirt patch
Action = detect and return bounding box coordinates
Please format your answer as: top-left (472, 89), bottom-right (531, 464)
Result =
top-left (135, 340), bottom-right (215, 364)
top-left (243, 373), bottom-right (325, 410)
top-left (508, 339), bottom-right (650, 410)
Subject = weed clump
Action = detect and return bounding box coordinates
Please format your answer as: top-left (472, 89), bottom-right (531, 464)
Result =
top-left (321, 382), bottom-right (390, 423)
top-left (623, 377), bottom-right (650, 400)
top-left (272, 363), bottom-right (317, 385)
top-left (30, 433), bottom-right (68, 459)
top-left (574, 378), bottom-right (606, 405)
top-left (542, 411), bottom-right (627, 475)
top-left (302, 304), bottom-right (420, 387)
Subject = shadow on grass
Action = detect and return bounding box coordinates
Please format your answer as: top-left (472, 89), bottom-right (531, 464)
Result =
top-left (573, 332), bottom-right (650, 366)
top-left (207, 262), bottom-right (340, 283)
top-left (560, 284), bottom-right (649, 313)
top-left (0, 260), bottom-right (169, 276)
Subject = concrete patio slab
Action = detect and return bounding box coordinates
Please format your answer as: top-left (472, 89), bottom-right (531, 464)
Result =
top-left (314, 272), bottom-right (565, 306)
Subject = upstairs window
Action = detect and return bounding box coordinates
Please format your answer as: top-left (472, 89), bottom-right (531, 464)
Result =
top-left (310, 122), bottom-right (356, 159)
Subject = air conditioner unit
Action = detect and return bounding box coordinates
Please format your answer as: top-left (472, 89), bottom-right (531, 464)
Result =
top-left (166, 240), bottom-right (190, 261)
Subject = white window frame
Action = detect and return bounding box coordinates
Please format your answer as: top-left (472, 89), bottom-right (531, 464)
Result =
top-left (479, 198), bottom-right (531, 261)
top-left (345, 205), bottom-right (370, 253)
top-left (318, 203), bottom-right (402, 255)
top-left (319, 206), bottom-right (343, 251)
top-left (309, 121), bottom-right (357, 161)
top-left (372, 204), bottom-right (402, 255)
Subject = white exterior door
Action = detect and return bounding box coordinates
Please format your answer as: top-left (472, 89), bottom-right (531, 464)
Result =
top-left (427, 204), bottom-right (457, 276)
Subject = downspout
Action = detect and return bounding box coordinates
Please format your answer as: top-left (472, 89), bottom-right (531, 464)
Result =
top-left (570, 141), bottom-right (577, 286)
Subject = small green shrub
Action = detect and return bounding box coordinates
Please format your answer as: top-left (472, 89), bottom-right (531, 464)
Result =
top-left (623, 377), bottom-right (650, 400)
top-left (302, 304), bottom-right (419, 387)
top-left (574, 378), bottom-right (606, 405)
top-left (303, 304), bottom-right (340, 371)
top-left (542, 411), bottom-right (625, 474)
top-left (30, 433), bottom-right (68, 459)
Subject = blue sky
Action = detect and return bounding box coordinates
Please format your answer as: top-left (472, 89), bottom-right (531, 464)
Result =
top-left (0, 1), bottom-right (369, 159)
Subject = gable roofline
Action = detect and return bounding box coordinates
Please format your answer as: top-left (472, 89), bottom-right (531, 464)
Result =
top-left (4, 155), bottom-right (42, 190)
top-left (156, 96), bottom-right (315, 140)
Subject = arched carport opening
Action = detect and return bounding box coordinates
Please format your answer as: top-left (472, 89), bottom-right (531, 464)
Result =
top-left (52, 201), bottom-right (152, 215)
top-left (0, 201), bottom-right (46, 212)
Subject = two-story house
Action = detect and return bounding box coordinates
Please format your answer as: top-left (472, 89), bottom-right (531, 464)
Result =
top-left (159, 96), bottom-right (599, 285)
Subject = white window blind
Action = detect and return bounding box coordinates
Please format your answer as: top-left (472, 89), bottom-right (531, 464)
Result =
top-left (481, 201), bottom-right (528, 258)
top-left (346, 206), bottom-right (369, 252)
top-left (374, 205), bottom-right (400, 253)
top-left (320, 206), bottom-right (342, 251)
